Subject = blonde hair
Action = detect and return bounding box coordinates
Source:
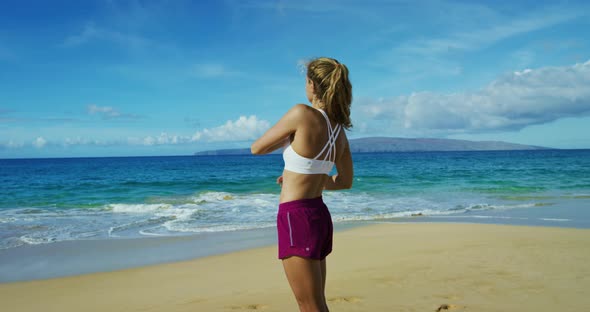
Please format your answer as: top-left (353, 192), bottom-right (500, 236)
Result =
top-left (307, 57), bottom-right (353, 129)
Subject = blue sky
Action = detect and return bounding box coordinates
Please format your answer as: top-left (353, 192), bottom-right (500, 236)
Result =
top-left (1, 0), bottom-right (589, 158)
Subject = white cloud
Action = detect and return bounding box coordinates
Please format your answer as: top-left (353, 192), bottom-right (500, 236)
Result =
top-left (370, 4), bottom-right (587, 82)
top-left (125, 133), bottom-right (191, 146)
top-left (228, 0), bottom-right (398, 23)
top-left (63, 22), bottom-right (100, 46)
top-left (394, 6), bottom-right (584, 56)
top-left (64, 137), bottom-right (85, 146)
top-left (62, 137), bottom-right (109, 147)
top-left (229, 0), bottom-right (358, 14)
top-left (63, 22), bottom-right (150, 49)
top-left (88, 104), bottom-right (121, 118)
top-left (87, 104), bottom-right (139, 120)
top-left (0, 140), bottom-right (24, 149)
top-left (511, 49), bottom-right (536, 69)
top-left (143, 136), bottom-right (155, 146)
top-left (356, 60), bottom-right (590, 133)
top-left (60, 0), bottom-right (184, 60)
top-left (191, 115), bottom-right (270, 142)
top-left (8, 140), bottom-right (23, 148)
top-left (13, 116), bottom-right (270, 148)
top-left (156, 133), bottom-right (186, 145)
top-left (125, 116), bottom-right (271, 146)
top-left (32, 137), bottom-right (47, 148)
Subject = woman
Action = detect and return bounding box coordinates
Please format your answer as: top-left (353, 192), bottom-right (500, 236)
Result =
top-left (251, 57), bottom-right (354, 312)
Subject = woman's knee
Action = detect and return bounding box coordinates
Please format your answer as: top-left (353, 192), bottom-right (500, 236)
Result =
top-left (291, 285), bottom-right (325, 311)
top-left (282, 256), bottom-right (327, 311)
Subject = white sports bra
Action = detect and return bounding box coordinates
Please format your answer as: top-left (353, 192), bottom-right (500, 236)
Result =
top-left (283, 108), bottom-right (341, 175)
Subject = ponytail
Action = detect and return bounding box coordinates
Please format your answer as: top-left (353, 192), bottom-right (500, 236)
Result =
top-left (307, 57), bottom-right (353, 129)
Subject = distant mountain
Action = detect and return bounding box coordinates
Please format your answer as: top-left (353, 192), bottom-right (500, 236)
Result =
top-left (347, 137), bottom-right (550, 153)
top-left (195, 148), bottom-right (256, 156)
top-left (193, 137), bottom-right (552, 156)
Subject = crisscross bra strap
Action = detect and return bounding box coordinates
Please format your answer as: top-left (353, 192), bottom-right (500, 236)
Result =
top-left (313, 108), bottom-right (341, 162)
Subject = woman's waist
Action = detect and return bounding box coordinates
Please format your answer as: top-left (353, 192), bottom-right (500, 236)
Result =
top-left (279, 185), bottom-right (324, 205)
top-left (280, 171), bottom-right (327, 193)
top-left (278, 195), bottom-right (328, 213)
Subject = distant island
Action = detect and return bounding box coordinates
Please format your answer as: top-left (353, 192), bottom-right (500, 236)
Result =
top-left (194, 137), bottom-right (551, 156)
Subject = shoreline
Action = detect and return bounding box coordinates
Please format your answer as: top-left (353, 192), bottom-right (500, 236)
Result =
top-left (1, 222), bottom-right (589, 311)
top-left (0, 221), bottom-right (366, 283)
top-left (2, 202), bottom-right (589, 284)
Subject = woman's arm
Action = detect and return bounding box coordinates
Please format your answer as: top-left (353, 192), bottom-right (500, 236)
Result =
top-left (324, 132), bottom-right (353, 190)
top-left (250, 104), bottom-right (304, 155)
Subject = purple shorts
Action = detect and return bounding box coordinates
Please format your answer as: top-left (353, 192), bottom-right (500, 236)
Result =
top-left (277, 196), bottom-right (333, 261)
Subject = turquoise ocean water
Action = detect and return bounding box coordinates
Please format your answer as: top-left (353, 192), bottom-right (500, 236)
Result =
top-left (1, 149), bottom-right (589, 251)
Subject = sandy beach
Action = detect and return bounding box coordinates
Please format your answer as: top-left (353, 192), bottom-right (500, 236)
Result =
top-left (1, 222), bottom-right (589, 311)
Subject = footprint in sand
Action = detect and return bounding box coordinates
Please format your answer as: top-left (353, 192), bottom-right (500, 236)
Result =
top-left (436, 303), bottom-right (465, 311)
top-left (179, 297), bottom-right (207, 305)
top-left (328, 296), bottom-right (362, 304)
top-left (228, 303), bottom-right (269, 310)
top-left (435, 294), bottom-right (462, 300)
top-left (372, 276), bottom-right (397, 288)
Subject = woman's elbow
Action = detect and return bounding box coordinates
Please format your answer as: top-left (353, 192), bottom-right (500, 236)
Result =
top-left (340, 176), bottom-right (353, 189)
top-left (250, 143), bottom-right (262, 155)
top-left (343, 180), bottom-right (353, 189)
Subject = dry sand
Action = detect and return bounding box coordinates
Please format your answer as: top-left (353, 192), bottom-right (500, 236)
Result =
top-left (1, 222), bottom-right (590, 311)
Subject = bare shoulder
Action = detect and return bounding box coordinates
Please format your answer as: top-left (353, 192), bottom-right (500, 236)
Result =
top-left (284, 103), bottom-right (308, 119)
top-left (339, 128), bottom-right (350, 149)
top-left (291, 103), bottom-right (315, 115)
top-left (291, 103), bottom-right (309, 112)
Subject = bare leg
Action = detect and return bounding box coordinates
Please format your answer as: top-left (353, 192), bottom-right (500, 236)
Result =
top-left (320, 259), bottom-right (329, 311)
top-left (282, 256), bottom-right (327, 312)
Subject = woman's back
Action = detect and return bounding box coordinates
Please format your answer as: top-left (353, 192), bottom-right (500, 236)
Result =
top-left (280, 104), bottom-right (350, 203)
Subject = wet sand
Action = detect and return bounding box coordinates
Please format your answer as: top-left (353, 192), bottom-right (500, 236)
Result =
top-left (1, 222), bottom-right (589, 311)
